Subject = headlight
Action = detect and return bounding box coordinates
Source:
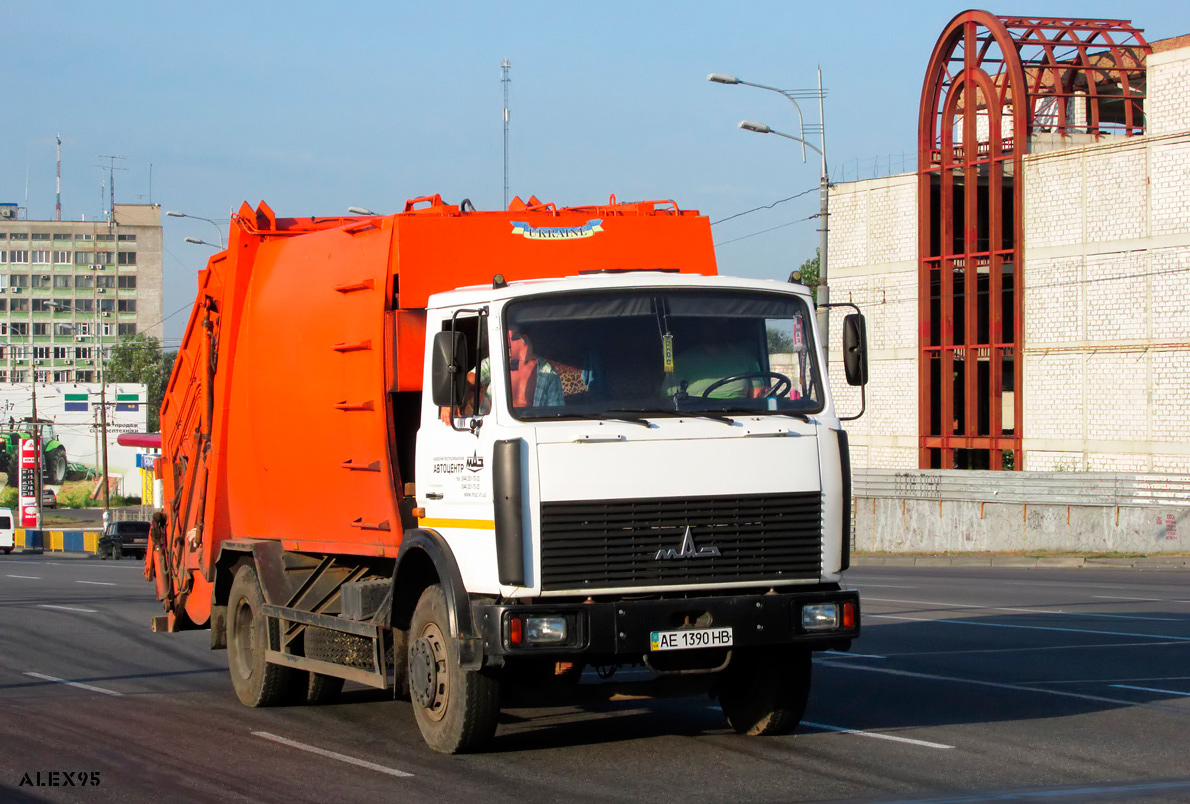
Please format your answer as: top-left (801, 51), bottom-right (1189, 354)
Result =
top-left (507, 614), bottom-right (570, 646)
top-left (801, 603), bottom-right (840, 631)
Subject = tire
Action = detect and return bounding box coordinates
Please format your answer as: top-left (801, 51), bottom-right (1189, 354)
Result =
top-left (717, 647), bottom-right (812, 736)
top-left (226, 563), bottom-right (305, 707)
top-left (113, 544), bottom-right (123, 560)
top-left (307, 673), bottom-right (345, 705)
top-left (407, 585), bottom-right (499, 753)
top-left (99, 545), bottom-right (109, 560)
top-left (2, 547), bottom-right (11, 555)
top-left (45, 446), bottom-right (67, 486)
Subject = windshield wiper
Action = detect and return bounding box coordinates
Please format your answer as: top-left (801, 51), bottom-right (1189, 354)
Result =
top-left (597, 410), bottom-right (655, 428)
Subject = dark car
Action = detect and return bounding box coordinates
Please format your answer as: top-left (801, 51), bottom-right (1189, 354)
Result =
top-left (41, 488), bottom-right (57, 509)
top-left (98, 520), bottom-right (150, 560)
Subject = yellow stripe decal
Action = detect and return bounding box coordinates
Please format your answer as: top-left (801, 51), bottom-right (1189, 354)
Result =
top-left (418, 518), bottom-right (496, 531)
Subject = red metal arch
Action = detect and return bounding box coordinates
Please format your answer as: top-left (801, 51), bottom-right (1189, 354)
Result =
top-left (916, 11), bottom-right (1150, 471)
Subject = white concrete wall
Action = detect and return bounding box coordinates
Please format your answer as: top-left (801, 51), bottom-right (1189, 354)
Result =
top-left (1021, 45), bottom-right (1190, 473)
top-left (827, 173), bottom-right (918, 470)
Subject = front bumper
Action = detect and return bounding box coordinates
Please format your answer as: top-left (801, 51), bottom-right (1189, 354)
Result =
top-left (475, 588), bottom-right (859, 660)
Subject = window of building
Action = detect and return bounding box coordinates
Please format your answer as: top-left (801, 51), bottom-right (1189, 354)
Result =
top-left (53, 346), bottom-right (68, 360)
top-left (33, 346), bottom-right (49, 360)
top-left (0, 299), bottom-right (6, 312)
top-left (74, 299), bottom-right (93, 313)
top-left (53, 275), bottom-right (71, 289)
top-left (52, 370), bottom-right (70, 382)
top-left (96, 234), bottom-right (115, 242)
top-left (31, 251), bottom-right (49, 264)
top-left (53, 322), bottom-right (73, 336)
top-left (118, 299), bottom-right (136, 313)
top-left (31, 233), bottom-right (50, 241)
top-left (95, 275), bottom-right (115, 288)
top-left (9, 299), bottom-right (27, 313)
top-left (31, 275), bottom-right (51, 289)
top-left (8, 345), bottom-right (25, 359)
top-left (117, 251), bottom-right (136, 265)
top-left (0, 370), bottom-right (7, 383)
top-left (34, 370), bottom-right (47, 382)
top-left (0, 275), bottom-right (9, 289)
top-left (0, 252), bottom-right (6, 264)
top-left (74, 347), bottom-right (92, 360)
top-left (75, 233), bottom-right (93, 242)
top-left (53, 250), bottom-right (70, 264)
top-left (117, 275), bottom-right (137, 289)
top-left (10, 233), bottom-right (28, 241)
top-left (9, 274), bottom-right (27, 287)
top-left (0, 233), bottom-right (7, 239)
top-left (75, 370), bottom-right (92, 382)
top-left (75, 275), bottom-right (93, 289)
top-left (117, 233), bottom-right (136, 242)
top-left (10, 370), bottom-right (25, 382)
top-left (8, 250), bottom-right (28, 263)
top-left (32, 298), bottom-right (55, 311)
top-left (74, 251), bottom-right (95, 265)
top-left (101, 323), bottom-right (112, 337)
top-left (118, 323), bottom-right (136, 337)
top-left (99, 298), bottom-right (115, 313)
top-left (76, 322), bottom-right (91, 336)
top-left (96, 251), bottom-right (114, 265)
top-left (33, 323), bottom-right (48, 336)
top-left (52, 233), bottom-right (71, 241)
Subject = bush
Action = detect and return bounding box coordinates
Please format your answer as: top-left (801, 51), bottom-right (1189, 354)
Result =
top-left (0, 486), bottom-right (15, 508)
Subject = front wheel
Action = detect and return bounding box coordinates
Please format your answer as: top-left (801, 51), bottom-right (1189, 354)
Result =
top-left (717, 646), bottom-right (812, 736)
top-left (408, 585), bottom-right (500, 753)
top-left (45, 446), bottom-right (67, 486)
top-left (227, 563), bottom-right (305, 707)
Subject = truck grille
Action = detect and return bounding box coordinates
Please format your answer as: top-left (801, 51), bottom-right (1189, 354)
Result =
top-left (539, 492), bottom-right (822, 591)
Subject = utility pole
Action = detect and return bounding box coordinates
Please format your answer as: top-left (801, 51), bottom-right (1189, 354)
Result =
top-left (31, 379), bottom-right (41, 529)
top-left (502, 59), bottom-right (511, 209)
top-left (815, 66), bottom-right (830, 358)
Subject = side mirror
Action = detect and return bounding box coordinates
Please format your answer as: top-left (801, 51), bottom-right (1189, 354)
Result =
top-left (842, 313), bottom-right (868, 387)
top-left (431, 331), bottom-right (469, 407)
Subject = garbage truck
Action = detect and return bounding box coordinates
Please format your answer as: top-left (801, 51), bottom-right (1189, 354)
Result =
top-left (148, 193), bottom-right (867, 753)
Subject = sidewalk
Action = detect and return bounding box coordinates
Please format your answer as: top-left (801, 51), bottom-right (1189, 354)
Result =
top-left (852, 553), bottom-right (1190, 570)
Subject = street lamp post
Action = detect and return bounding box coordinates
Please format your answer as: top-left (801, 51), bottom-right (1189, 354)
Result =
top-left (183, 237), bottom-right (221, 250)
top-left (709, 70), bottom-right (832, 361)
top-left (166, 211), bottom-right (226, 249)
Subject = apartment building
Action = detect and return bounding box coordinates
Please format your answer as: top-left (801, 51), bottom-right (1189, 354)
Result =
top-left (0, 203), bottom-right (163, 383)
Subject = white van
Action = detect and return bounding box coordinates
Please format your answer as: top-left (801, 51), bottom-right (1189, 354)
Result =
top-left (0, 508), bottom-right (13, 554)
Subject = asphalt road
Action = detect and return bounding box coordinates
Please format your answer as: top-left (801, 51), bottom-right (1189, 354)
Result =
top-left (1, 556), bottom-right (1188, 803)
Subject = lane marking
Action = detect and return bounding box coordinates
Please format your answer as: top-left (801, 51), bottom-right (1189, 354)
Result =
top-left (1111, 684), bottom-right (1190, 697)
top-left (885, 640), bottom-right (1190, 658)
top-left (1094, 594), bottom-right (1190, 604)
top-left (863, 596), bottom-right (1181, 622)
top-left (37, 604), bottom-right (98, 613)
top-left (75, 580), bottom-right (117, 586)
top-left (252, 732), bottom-right (413, 778)
top-left (866, 613), bottom-right (1190, 642)
top-left (6, 574), bottom-right (41, 580)
top-left (822, 650), bottom-right (887, 659)
top-left (851, 584), bottom-right (919, 589)
top-left (24, 672), bottom-right (121, 696)
top-left (883, 779), bottom-right (1190, 803)
top-left (802, 721), bottom-right (953, 749)
top-left (819, 661), bottom-right (1190, 714)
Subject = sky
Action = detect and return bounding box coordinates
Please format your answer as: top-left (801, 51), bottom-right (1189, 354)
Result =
top-left (4, 1), bottom-right (1189, 348)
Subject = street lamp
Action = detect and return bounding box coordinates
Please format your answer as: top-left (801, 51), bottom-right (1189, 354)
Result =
top-left (183, 237), bottom-right (222, 249)
top-left (709, 70), bottom-right (832, 360)
top-left (167, 211), bottom-right (226, 249)
top-left (347, 206), bottom-right (376, 216)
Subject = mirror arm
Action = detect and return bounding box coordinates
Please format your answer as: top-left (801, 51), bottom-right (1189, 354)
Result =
top-left (819, 302), bottom-right (867, 421)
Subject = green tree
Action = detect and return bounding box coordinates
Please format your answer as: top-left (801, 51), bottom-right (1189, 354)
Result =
top-left (794, 248), bottom-right (820, 303)
top-left (103, 334), bottom-right (176, 431)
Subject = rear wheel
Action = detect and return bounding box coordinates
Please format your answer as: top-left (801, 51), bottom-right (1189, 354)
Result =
top-left (307, 673), bottom-right (345, 704)
top-left (227, 563), bottom-right (305, 707)
top-left (408, 585), bottom-right (499, 753)
top-left (45, 446), bottom-right (67, 486)
top-left (717, 646), bottom-right (812, 736)
top-left (112, 544), bottom-right (122, 560)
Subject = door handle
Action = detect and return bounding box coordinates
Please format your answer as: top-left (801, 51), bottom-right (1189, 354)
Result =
top-left (425, 492), bottom-right (444, 500)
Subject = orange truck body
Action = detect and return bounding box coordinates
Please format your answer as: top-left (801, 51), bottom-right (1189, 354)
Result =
top-left (152, 195), bottom-right (717, 627)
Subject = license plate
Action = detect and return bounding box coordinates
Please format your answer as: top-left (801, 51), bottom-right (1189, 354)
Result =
top-left (650, 627), bottom-right (733, 651)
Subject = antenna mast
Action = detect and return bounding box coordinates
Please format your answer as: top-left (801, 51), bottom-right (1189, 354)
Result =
top-left (55, 134), bottom-right (62, 221)
top-left (502, 59), bottom-right (511, 209)
top-left (95, 155), bottom-right (127, 229)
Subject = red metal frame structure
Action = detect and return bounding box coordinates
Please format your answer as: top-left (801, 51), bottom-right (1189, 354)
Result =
top-left (917, 11), bottom-right (1149, 470)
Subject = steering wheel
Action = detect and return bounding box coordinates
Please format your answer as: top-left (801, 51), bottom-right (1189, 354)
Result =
top-left (700, 371), bottom-right (792, 399)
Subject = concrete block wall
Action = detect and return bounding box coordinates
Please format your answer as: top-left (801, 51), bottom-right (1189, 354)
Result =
top-left (828, 173), bottom-right (918, 470)
top-left (1020, 45), bottom-right (1190, 474)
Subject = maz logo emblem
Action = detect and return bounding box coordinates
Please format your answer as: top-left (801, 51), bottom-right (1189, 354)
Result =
top-left (654, 526), bottom-right (721, 560)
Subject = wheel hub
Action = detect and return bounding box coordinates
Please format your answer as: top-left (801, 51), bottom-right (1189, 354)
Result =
top-left (409, 623), bottom-right (449, 721)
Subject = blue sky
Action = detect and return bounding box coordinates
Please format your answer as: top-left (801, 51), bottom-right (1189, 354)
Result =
top-left (4, 1), bottom-right (1188, 346)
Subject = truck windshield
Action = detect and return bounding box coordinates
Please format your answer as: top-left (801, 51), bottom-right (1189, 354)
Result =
top-left (502, 290), bottom-right (823, 420)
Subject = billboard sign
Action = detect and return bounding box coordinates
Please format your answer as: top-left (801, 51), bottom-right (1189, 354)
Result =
top-left (18, 437), bottom-right (38, 528)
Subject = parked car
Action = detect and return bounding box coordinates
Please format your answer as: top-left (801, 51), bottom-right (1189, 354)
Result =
top-left (0, 507), bottom-right (12, 554)
top-left (98, 520), bottom-right (150, 560)
top-left (41, 488), bottom-right (57, 509)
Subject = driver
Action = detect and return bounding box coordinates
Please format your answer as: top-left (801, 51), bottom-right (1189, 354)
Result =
top-left (663, 320), bottom-right (761, 399)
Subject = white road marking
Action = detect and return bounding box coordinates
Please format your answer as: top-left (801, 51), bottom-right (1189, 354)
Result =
top-left (821, 650), bottom-right (887, 659)
top-left (37, 604), bottom-right (98, 613)
top-left (75, 580), bottom-right (117, 586)
top-left (1094, 594), bottom-right (1190, 604)
top-left (890, 640), bottom-right (1189, 658)
top-left (24, 672), bottom-right (121, 696)
top-left (863, 596), bottom-right (1181, 622)
top-left (252, 732), bottom-right (413, 778)
top-left (866, 613), bottom-right (1190, 642)
top-left (851, 584), bottom-right (919, 589)
top-left (802, 721), bottom-right (954, 749)
top-left (1111, 684), bottom-right (1190, 697)
top-left (6, 574), bottom-right (41, 579)
top-left (819, 661), bottom-right (1189, 714)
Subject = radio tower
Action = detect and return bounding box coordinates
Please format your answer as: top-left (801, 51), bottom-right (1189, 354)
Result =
top-left (502, 59), bottom-right (511, 209)
top-left (55, 134), bottom-right (62, 221)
